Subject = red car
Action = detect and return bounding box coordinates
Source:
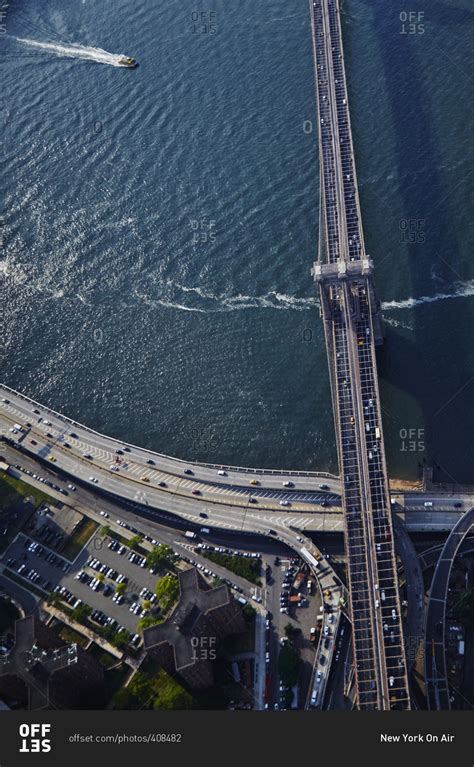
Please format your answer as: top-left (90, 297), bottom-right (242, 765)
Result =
top-left (30, 439), bottom-right (37, 445)
top-left (192, 489), bottom-right (201, 496)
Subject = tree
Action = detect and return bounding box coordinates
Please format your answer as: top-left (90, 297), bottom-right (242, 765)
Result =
top-left (128, 672), bottom-right (155, 707)
top-left (116, 582), bottom-right (127, 596)
top-left (146, 544), bottom-right (175, 572)
top-left (47, 591), bottom-right (60, 607)
top-left (142, 599), bottom-right (152, 611)
top-left (138, 614), bottom-right (163, 632)
top-left (71, 603), bottom-right (92, 624)
top-left (153, 670), bottom-right (193, 710)
top-left (155, 574), bottom-right (179, 612)
top-left (100, 524), bottom-right (111, 537)
top-left (129, 535), bottom-right (143, 551)
top-left (97, 573), bottom-right (105, 583)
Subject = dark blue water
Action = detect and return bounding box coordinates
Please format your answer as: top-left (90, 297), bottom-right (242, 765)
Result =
top-left (1, 0), bottom-right (473, 481)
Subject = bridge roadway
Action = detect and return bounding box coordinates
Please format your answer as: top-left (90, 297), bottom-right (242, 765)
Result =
top-left (0, 387), bottom-right (465, 538)
top-left (310, 0), bottom-right (410, 709)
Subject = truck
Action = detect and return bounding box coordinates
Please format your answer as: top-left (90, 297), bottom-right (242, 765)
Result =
top-left (289, 594), bottom-right (302, 604)
top-left (375, 426), bottom-right (381, 439)
top-left (184, 530), bottom-right (197, 539)
top-left (293, 572), bottom-right (305, 591)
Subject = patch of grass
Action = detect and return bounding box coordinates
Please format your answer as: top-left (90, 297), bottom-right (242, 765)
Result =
top-left (0, 473), bottom-right (54, 552)
top-left (58, 625), bottom-right (90, 649)
top-left (0, 472), bottom-right (56, 508)
top-left (202, 551), bottom-right (262, 586)
top-left (0, 596), bottom-right (21, 633)
top-left (61, 517), bottom-right (99, 561)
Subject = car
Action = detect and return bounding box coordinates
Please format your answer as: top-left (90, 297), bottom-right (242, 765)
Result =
top-left (268, 529), bottom-right (277, 536)
top-left (319, 483), bottom-right (329, 490)
top-left (30, 439), bottom-right (37, 445)
top-left (33, 408), bottom-right (40, 414)
top-left (141, 476), bottom-right (150, 483)
top-left (199, 512), bottom-right (208, 518)
top-left (67, 484), bottom-right (76, 491)
top-left (217, 470), bottom-right (227, 476)
top-left (192, 489), bottom-right (201, 495)
top-left (89, 477), bottom-right (98, 483)
top-left (49, 456), bottom-right (57, 462)
top-left (83, 453), bottom-right (93, 459)
top-left (454, 502), bottom-right (463, 508)
top-left (250, 479), bottom-right (259, 486)
top-left (70, 432), bottom-right (78, 438)
top-left (279, 500), bottom-right (290, 507)
top-left (389, 676), bottom-right (394, 687)
top-left (184, 469), bottom-right (193, 475)
top-left (146, 459), bottom-right (155, 465)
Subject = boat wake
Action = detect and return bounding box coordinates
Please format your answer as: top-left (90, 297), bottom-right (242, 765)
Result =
top-left (16, 37), bottom-right (127, 67)
top-left (382, 280), bottom-right (474, 311)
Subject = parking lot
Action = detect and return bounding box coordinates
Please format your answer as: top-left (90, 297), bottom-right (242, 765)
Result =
top-left (3, 532), bottom-right (165, 636)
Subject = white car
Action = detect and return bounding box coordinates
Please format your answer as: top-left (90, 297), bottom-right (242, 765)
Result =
top-left (279, 500), bottom-right (290, 507)
top-left (218, 470), bottom-right (226, 476)
top-left (89, 477), bottom-right (98, 483)
top-left (67, 484), bottom-right (76, 491)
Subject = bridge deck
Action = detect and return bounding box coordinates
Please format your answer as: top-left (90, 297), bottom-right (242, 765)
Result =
top-left (310, 0), bottom-right (411, 709)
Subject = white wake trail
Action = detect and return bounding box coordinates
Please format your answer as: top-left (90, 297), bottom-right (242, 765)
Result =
top-left (16, 37), bottom-right (126, 67)
top-left (382, 280), bottom-right (474, 311)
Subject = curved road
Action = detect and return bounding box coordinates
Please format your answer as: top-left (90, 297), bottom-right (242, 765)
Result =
top-left (424, 507), bottom-right (474, 710)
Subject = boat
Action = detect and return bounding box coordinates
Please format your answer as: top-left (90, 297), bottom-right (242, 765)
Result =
top-left (118, 56), bottom-right (138, 68)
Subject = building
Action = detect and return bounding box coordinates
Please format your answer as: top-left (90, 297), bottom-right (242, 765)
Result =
top-left (0, 615), bottom-right (104, 709)
top-left (143, 568), bottom-right (246, 690)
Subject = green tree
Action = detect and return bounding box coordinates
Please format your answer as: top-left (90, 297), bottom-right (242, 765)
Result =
top-left (100, 524), bottom-right (111, 537)
top-left (138, 614), bottom-right (163, 632)
top-left (153, 670), bottom-right (193, 710)
top-left (47, 591), bottom-right (60, 607)
top-left (71, 603), bottom-right (92, 624)
top-left (116, 582), bottom-right (127, 596)
top-left (146, 544), bottom-right (175, 572)
top-left (155, 574), bottom-right (179, 612)
top-left (142, 599), bottom-right (152, 611)
top-left (97, 573), bottom-right (105, 583)
top-left (129, 535), bottom-right (143, 551)
top-left (128, 672), bottom-right (155, 707)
